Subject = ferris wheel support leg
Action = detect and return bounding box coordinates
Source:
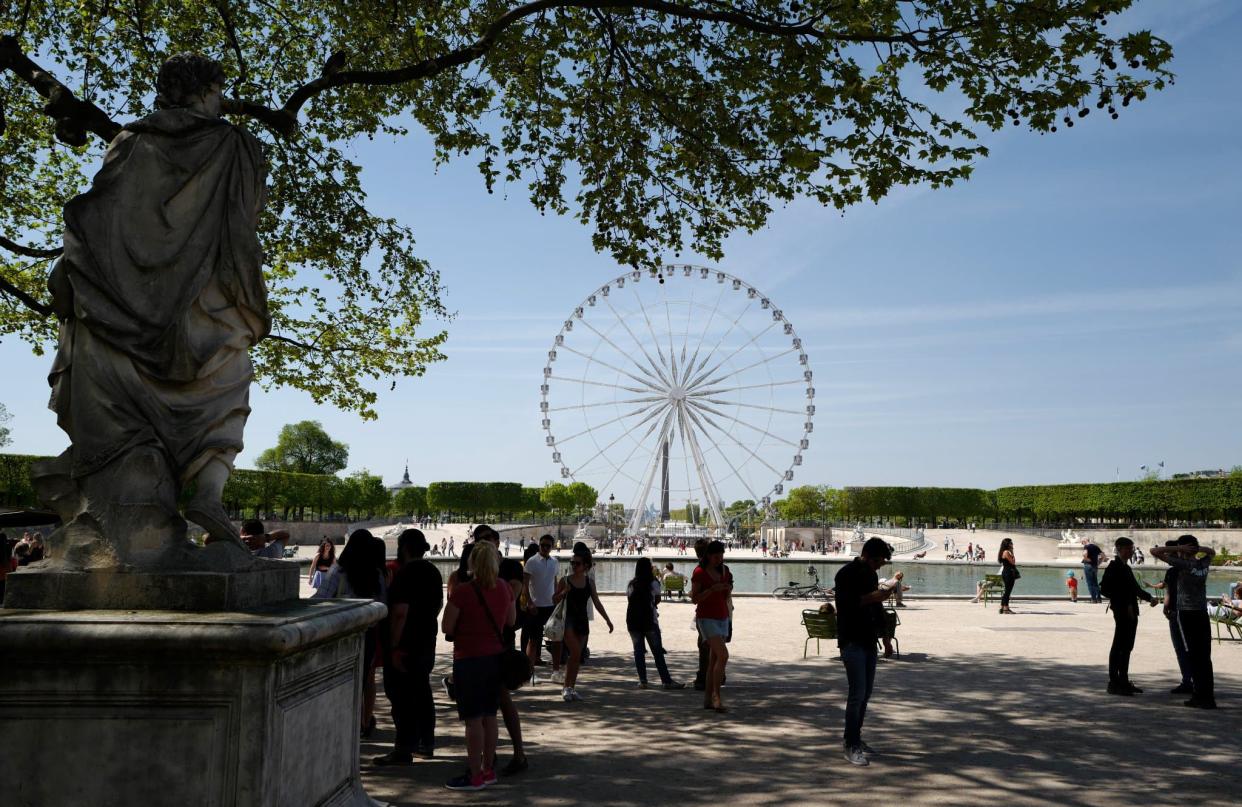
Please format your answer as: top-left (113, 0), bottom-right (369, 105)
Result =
top-left (627, 411), bottom-right (674, 536)
top-left (676, 404), bottom-right (727, 532)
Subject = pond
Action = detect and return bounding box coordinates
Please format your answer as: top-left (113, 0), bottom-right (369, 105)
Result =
top-left (426, 557), bottom-right (1137, 597)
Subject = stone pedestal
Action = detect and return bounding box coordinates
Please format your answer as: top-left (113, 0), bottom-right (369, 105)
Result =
top-left (0, 599), bottom-right (387, 807)
top-left (2, 562), bottom-right (300, 610)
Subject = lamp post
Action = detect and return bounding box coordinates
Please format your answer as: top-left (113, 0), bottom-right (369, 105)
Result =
top-left (609, 493), bottom-right (615, 547)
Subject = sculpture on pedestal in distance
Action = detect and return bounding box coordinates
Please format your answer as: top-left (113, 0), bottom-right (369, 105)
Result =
top-left (35, 54), bottom-right (267, 571)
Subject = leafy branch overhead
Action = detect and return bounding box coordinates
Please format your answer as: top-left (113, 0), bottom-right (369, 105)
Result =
top-left (0, 1), bottom-right (1173, 416)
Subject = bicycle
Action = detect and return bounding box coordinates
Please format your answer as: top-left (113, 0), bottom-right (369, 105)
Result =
top-left (772, 566), bottom-right (834, 601)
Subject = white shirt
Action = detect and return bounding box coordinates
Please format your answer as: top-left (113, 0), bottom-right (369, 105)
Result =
top-left (525, 554), bottom-right (559, 607)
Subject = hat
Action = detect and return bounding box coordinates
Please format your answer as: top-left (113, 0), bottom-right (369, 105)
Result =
top-left (1065, 570), bottom-right (1075, 578)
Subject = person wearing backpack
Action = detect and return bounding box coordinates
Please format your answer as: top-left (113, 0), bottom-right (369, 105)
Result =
top-left (626, 557), bottom-right (686, 690)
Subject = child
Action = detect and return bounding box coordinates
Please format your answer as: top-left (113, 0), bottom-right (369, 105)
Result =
top-left (1066, 570), bottom-right (1078, 603)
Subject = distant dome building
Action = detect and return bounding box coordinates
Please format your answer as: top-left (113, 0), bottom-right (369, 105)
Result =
top-left (387, 461), bottom-right (415, 493)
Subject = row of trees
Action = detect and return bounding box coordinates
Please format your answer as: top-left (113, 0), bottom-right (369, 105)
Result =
top-left (0, 452), bottom-right (600, 524)
top-left (773, 476), bottom-right (1242, 526)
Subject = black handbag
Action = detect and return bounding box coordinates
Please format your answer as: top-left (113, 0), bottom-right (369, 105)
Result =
top-left (472, 582), bottom-right (533, 691)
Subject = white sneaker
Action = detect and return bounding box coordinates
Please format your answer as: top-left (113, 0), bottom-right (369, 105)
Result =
top-left (843, 745), bottom-right (869, 766)
top-left (530, 672), bottom-right (540, 685)
top-left (562, 687), bottom-right (574, 702)
top-left (551, 670), bottom-right (564, 684)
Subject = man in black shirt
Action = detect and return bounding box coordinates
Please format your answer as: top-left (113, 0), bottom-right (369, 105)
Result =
top-left (1082, 541), bottom-right (1106, 603)
top-left (374, 529), bottom-right (443, 766)
top-left (1159, 540), bottom-right (1193, 694)
top-left (1099, 537), bottom-right (1157, 695)
top-left (834, 537), bottom-right (896, 767)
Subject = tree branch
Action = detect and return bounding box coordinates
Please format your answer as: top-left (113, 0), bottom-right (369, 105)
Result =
top-left (0, 234), bottom-right (62, 259)
top-left (0, 35), bottom-right (123, 146)
top-left (228, 0), bottom-right (929, 136)
top-left (0, 273), bottom-right (53, 317)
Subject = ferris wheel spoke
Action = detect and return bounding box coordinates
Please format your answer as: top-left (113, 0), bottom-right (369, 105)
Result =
top-left (555, 400), bottom-right (666, 445)
top-left (679, 282), bottom-right (696, 365)
top-left (575, 316), bottom-right (666, 388)
top-left (603, 296), bottom-right (672, 387)
top-left (684, 403), bottom-right (787, 479)
top-left (634, 285), bottom-right (672, 374)
top-left (690, 346), bottom-right (797, 392)
top-left (597, 428), bottom-right (659, 499)
top-left (557, 342), bottom-right (665, 393)
top-left (687, 320), bottom-right (780, 392)
top-left (696, 397), bottom-right (806, 417)
top-left (547, 395), bottom-right (666, 412)
top-left (547, 375), bottom-right (651, 395)
top-left (685, 406), bottom-right (766, 510)
top-left (682, 282), bottom-right (730, 384)
top-left (688, 399), bottom-right (799, 448)
top-left (684, 299), bottom-right (755, 387)
top-left (663, 300), bottom-right (679, 383)
top-left (690, 378), bottom-right (806, 396)
top-left (570, 403), bottom-right (670, 477)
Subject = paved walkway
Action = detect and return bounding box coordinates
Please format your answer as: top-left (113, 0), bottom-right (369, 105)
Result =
top-left (358, 597), bottom-right (1241, 806)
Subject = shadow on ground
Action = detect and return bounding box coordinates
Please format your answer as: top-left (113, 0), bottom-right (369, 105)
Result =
top-left (359, 643), bottom-right (1241, 807)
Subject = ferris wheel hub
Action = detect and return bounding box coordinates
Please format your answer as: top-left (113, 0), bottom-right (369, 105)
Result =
top-left (668, 385), bottom-right (687, 402)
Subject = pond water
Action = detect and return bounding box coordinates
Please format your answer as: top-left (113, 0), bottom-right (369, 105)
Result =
top-left (426, 558), bottom-right (1144, 597)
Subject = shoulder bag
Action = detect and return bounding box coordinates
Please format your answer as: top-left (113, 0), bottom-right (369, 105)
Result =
top-left (471, 582), bottom-right (533, 691)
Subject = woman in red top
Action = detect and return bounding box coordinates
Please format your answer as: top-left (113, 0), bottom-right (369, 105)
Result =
top-left (441, 540), bottom-right (515, 791)
top-left (691, 540), bottom-right (733, 713)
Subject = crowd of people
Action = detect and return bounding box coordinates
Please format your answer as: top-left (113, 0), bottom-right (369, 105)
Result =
top-left (299, 524), bottom-right (740, 790)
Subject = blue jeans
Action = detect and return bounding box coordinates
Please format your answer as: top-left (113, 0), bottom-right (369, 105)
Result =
top-left (1082, 564), bottom-right (1101, 601)
top-left (630, 627), bottom-right (674, 685)
top-left (840, 642), bottom-right (877, 747)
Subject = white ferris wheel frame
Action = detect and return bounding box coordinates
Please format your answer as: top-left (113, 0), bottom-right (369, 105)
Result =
top-left (539, 264), bottom-right (815, 537)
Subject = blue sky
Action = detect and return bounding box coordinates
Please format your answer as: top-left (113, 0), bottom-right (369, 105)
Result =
top-left (2, 1), bottom-right (1239, 496)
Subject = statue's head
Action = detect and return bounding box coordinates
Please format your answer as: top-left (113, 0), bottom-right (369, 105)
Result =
top-left (156, 54), bottom-right (226, 114)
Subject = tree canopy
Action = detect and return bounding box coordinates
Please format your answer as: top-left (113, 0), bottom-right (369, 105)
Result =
top-left (254, 420), bottom-right (350, 475)
top-left (1, 1), bottom-right (1172, 415)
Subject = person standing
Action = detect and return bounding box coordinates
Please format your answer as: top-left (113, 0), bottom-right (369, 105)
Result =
top-left (553, 548), bottom-right (613, 702)
top-left (473, 525), bottom-right (530, 776)
top-left (1151, 535), bottom-right (1216, 709)
top-left (626, 557), bottom-right (685, 690)
top-left (312, 529), bottom-right (387, 735)
top-left (691, 540), bottom-right (732, 713)
top-left (691, 538), bottom-right (712, 690)
top-left (522, 534), bottom-right (560, 677)
top-left (834, 537), bottom-right (895, 766)
top-left (1082, 540), bottom-right (1106, 603)
top-left (1100, 538), bottom-right (1158, 695)
top-left (440, 540), bottom-right (515, 790)
top-left (309, 537), bottom-right (336, 588)
top-left (1158, 540), bottom-right (1194, 695)
top-left (998, 538), bottom-right (1019, 614)
top-left (374, 529), bottom-right (443, 766)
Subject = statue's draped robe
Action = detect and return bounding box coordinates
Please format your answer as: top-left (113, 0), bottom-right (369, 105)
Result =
top-left (48, 108), bottom-right (269, 484)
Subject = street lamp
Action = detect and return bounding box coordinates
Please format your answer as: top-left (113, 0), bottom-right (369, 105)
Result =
top-left (608, 493), bottom-right (615, 546)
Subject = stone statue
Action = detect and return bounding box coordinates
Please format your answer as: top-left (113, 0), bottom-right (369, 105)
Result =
top-left (34, 54), bottom-right (267, 571)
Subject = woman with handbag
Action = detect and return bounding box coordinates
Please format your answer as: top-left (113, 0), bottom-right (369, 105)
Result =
top-left (440, 540), bottom-right (515, 791)
top-left (553, 548), bottom-right (613, 702)
top-left (998, 538), bottom-right (1020, 614)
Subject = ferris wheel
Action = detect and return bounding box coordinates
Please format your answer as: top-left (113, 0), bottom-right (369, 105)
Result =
top-left (539, 264), bottom-right (815, 536)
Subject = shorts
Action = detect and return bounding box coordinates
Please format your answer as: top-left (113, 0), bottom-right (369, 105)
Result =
top-left (697, 618), bottom-right (730, 641)
top-left (453, 654), bottom-right (502, 721)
